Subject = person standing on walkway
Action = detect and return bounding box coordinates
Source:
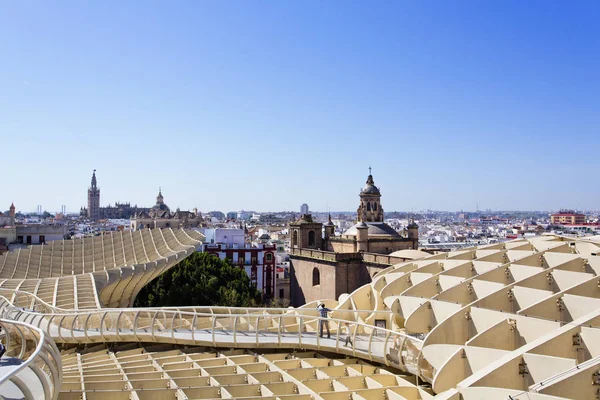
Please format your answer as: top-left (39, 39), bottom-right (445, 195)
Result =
top-left (317, 303), bottom-right (331, 338)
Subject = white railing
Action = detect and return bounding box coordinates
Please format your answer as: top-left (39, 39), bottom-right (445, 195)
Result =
top-left (0, 288), bottom-right (394, 318)
top-left (0, 287), bottom-right (434, 388)
top-left (0, 317), bottom-right (62, 400)
top-left (4, 304), bottom-right (430, 377)
top-left (0, 289), bottom-right (64, 315)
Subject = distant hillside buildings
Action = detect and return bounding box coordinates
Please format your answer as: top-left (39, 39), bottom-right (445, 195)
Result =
top-left (0, 202), bottom-right (66, 253)
top-left (551, 210), bottom-right (586, 225)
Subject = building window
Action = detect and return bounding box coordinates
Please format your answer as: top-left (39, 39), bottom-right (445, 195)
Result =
top-left (308, 230), bottom-right (315, 247)
top-left (17, 236), bottom-right (23, 244)
top-left (266, 253), bottom-right (273, 262)
top-left (312, 268), bottom-right (320, 286)
top-left (39, 235), bottom-right (45, 244)
top-left (26, 236), bottom-right (32, 244)
top-left (279, 288), bottom-right (284, 299)
top-left (367, 202), bottom-right (371, 211)
top-left (292, 231), bottom-right (298, 247)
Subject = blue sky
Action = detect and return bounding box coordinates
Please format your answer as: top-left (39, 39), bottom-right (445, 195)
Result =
top-left (1, 1), bottom-right (599, 213)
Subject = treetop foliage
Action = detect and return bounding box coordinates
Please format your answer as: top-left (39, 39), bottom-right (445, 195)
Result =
top-left (134, 252), bottom-right (262, 308)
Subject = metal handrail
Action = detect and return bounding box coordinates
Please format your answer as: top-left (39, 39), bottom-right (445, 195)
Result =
top-left (0, 317), bottom-right (62, 400)
top-left (0, 286), bottom-right (432, 386)
top-left (0, 287), bottom-right (394, 316)
top-left (2, 300), bottom-right (426, 376)
top-left (4, 306), bottom-right (412, 341)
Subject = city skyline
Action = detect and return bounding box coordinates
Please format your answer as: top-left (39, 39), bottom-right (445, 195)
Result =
top-left (2, 1), bottom-right (599, 212)
top-left (4, 174), bottom-right (597, 217)
top-left (1, 163), bottom-right (598, 215)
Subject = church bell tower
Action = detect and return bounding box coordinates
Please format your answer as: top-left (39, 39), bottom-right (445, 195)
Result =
top-left (357, 168), bottom-right (384, 223)
top-left (87, 169), bottom-right (100, 221)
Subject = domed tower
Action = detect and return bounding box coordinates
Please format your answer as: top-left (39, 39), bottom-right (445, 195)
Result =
top-left (150, 187), bottom-right (170, 217)
top-left (156, 188), bottom-right (165, 206)
top-left (357, 168), bottom-right (384, 223)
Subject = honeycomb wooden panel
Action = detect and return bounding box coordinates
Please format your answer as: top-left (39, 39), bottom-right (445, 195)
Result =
top-left (2, 233), bottom-right (599, 400)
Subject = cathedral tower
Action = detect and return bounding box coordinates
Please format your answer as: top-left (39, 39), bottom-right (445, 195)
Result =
top-left (87, 170), bottom-right (100, 221)
top-left (357, 168), bottom-right (384, 223)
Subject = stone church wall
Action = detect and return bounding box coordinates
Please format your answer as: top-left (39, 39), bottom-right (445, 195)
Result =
top-left (330, 239), bottom-right (357, 253)
top-left (366, 239), bottom-right (415, 254)
top-left (289, 256), bottom-right (364, 307)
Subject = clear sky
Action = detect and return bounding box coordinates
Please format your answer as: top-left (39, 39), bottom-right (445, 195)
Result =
top-left (1, 1), bottom-right (599, 214)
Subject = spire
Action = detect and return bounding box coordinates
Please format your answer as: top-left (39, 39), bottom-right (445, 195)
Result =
top-left (361, 167), bottom-right (379, 194)
top-left (324, 212), bottom-right (334, 226)
top-left (366, 167), bottom-right (375, 185)
top-left (9, 202), bottom-right (15, 217)
top-left (91, 169), bottom-right (97, 189)
top-left (156, 187), bottom-right (164, 204)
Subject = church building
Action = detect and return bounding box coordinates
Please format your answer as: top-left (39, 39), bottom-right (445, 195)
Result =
top-left (290, 170), bottom-right (418, 255)
top-left (81, 170), bottom-right (151, 220)
top-left (289, 170), bottom-right (420, 306)
top-left (130, 189), bottom-right (203, 231)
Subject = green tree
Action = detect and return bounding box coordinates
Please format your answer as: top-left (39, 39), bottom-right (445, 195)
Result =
top-left (134, 252), bottom-right (261, 307)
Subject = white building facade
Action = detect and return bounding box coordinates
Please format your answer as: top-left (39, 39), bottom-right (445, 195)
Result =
top-left (201, 228), bottom-right (277, 300)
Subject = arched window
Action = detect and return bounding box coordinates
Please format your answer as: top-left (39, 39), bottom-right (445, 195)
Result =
top-left (265, 253), bottom-right (273, 261)
top-left (292, 231), bottom-right (298, 247)
top-left (373, 202), bottom-right (377, 211)
top-left (312, 268), bottom-right (320, 286)
top-left (367, 202), bottom-right (371, 211)
top-left (308, 230), bottom-right (316, 247)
